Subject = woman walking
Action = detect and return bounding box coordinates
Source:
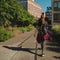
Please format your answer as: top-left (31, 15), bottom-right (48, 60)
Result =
top-left (34, 13), bottom-right (51, 57)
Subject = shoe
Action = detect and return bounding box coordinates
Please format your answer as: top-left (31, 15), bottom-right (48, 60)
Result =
top-left (41, 54), bottom-right (45, 57)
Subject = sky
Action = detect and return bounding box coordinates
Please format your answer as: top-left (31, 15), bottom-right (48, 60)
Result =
top-left (35, 0), bottom-right (51, 12)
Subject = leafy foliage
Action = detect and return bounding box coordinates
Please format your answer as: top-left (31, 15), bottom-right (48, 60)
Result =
top-left (52, 25), bottom-right (60, 34)
top-left (0, 0), bottom-right (34, 27)
top-left (0, 28), bottom-right (12, 42)
top-left (18, 25), bottom-right (34, 33)
top-left (52, 25), bottom-right (60, 43)
top-left (0, 0), bottom-right (34, 42)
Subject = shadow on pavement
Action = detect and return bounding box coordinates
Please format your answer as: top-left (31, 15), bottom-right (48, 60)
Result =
top-left (46, 40), bottom-right (60, 53)
top-left (53, 56), bottom-right (60, 60)
top-left (3, 46), bottom-right (42, 57)
top-left (46, 41), bottom-right (60, 47)
top-left (46, 47), bottom-right (60, 53)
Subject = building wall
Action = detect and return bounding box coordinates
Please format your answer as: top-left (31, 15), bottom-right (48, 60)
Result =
top-left (29, 0), bottom-right (34, 1)
top-left (27, 0), bottom-right (42, 19)
top-left (46, 7), bottom-right (52, 20)
top-left (45, 7), bottom-right (52, 25)
top-left (18, 0), bottom-right (42, 19)
top-left (52, 0), bottom-right (60, 23)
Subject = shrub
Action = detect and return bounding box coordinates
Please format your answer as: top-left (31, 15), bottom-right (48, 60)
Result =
top-left (27, 25), bottom-right (34, 31)
top-left (0, 0), bottom-right (34, 27)
top-left (52, 25), bottom-right (60, 43)
top-left (17, 25), bottom-right (34, 32)
top-left (52, 25), bottom-right (60, 34)
top-left (0, 29), bottom-right (12, 42)
top-left (18, 27), bottom-right (27, 33)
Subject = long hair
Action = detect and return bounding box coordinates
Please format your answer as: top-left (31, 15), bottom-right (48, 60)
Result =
top-left (41, 13), bottom-right (45, 24)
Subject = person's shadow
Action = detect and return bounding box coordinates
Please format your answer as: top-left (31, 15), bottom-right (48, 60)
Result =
top-left (3, 45), bottom-right (42, 58)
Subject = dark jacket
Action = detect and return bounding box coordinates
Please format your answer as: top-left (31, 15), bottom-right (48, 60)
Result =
top-left (37, 18), bottom-right (48, 35)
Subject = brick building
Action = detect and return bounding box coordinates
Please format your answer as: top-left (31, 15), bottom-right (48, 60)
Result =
top-left (52, 0), bottom-right (60, 23)
top-left (18, 0), bottom-right (42, 19)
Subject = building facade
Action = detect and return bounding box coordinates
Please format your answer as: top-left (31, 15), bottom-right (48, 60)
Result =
top-left (45, 7), bottom-right (52, 25)
top-left (52, 0), bottom-right (60, 23)
top-left (46, 7), bottom-right (52, 21)
top-left (18, 0), bottom-right (42, 19)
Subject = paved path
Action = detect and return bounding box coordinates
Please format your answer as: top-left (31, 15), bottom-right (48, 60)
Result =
top-left (0, 30), bottom-right (60, 60)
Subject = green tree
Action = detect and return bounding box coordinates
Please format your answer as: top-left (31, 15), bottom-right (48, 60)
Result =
top-left (0, 0), bottom-right (34, 27)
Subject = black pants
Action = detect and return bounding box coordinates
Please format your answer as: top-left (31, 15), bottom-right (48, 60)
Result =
top-left (40, 40), bottom-right (46, 54)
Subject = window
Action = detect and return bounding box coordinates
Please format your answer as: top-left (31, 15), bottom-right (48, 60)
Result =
top-left (54, 13), bottom-right (60, 21)
top-left (58, 2), bottom-right (60, 8)
top-left (54, 2), bottom-right (57, 7)
top-left (54, 1), bottom-right (60, 8)
top-left (54, 1), bottom-right (60, 11)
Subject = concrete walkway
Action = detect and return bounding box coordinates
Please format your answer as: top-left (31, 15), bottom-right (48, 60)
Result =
top-left (0, 30), bottom-right (60, 60)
